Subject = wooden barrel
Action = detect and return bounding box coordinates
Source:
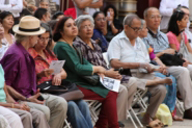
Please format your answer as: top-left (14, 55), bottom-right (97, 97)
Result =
top-left (119, 0), bottom-right (137, 17)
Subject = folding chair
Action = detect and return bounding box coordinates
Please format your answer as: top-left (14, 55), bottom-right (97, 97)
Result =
top-left (63, 119), bottom-right (71, 128)
top-left (85, 100), bottom-right (102, 125)
top-left (127, 88), bottom-right (148, 128)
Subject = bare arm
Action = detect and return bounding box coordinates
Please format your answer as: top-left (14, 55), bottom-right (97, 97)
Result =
top-left (186, 42), bottom-right (192, 54)
top-left (169, 43), bottom-right (178, 51)
top-left (88, 0), bottom-right (103, 8)
top-left (6, 86), bottom-right (26, 101)
top-left (74, 0), bottom-right (93, 9)
top-left (110, 59), bottom-right (140, 69)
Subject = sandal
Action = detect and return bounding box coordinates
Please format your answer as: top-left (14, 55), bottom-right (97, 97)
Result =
top-left (146, 119), bottom-right (168, 128)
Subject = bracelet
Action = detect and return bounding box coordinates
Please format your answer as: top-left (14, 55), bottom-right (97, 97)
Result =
top-left (11, 103), bottom-right (14, 108)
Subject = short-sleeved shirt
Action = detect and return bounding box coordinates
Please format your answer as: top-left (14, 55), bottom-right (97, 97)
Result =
top-left (0, 43), bottom-right (36, 98)
top-left (167, 31), bottom-right (188, 51)
top-left (0, 65), bottom-right (6, 103)
top-left (144, 29), bottom-right (170, 53)
top-left (92, 29), bottom-right (109, 52)
top-left (108, 31), bottom-right (150, 63)
top-left (29, 48), bottom-right (58, 85)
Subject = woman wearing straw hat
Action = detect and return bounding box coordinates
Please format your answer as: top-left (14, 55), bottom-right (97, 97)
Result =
top-left (0, 16), bottom-right (68, 128)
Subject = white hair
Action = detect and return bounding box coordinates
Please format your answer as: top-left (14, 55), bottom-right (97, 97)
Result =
top-left (123, 13), bottom-right (140, 26)
top-left (75, 15), bottom-right (95, 30)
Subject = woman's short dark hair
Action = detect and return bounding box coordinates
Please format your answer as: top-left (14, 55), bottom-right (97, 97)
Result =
top-left (103, 4), bottom-right (117, 19)
top-left (52, 11), bottom-right (64, 20)
top-left (93, 11), bottom-right (104, 19)
top-left (34, 8), bottom-right (48, 20)
top-left (53, 17), bottom-right (72, 42)
top-left (167, 9), bottom-right (185, 36)
top-left (0, 11), bottom-right (14, 33)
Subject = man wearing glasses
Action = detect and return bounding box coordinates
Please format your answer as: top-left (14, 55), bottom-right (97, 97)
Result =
top-left (107, 13), bottom-right (167, 124)
top-left (144, 7), bottom-right (192, 119)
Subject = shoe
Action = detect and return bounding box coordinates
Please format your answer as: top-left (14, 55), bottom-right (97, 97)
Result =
top-left (118, 121), bottom-right (125, 128)
top-left (184, 108), bottom-right (192, 119)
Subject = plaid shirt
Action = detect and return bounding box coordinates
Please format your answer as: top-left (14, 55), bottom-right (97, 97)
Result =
top-left (74, 36), bottom-right (108, 69)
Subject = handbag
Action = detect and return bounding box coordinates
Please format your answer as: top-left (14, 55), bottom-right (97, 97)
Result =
top-left (38, 80), bottom-right (84, 101)
top-left (159, 53), bottom-right (185, 66)
top-left (73, 45), bottom-right (100, 85)
top-left (178, 32), bottom-right (192, 62)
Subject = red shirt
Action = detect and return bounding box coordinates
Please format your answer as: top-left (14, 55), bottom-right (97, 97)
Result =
top-left (28, 48), bottom-right (57, 85)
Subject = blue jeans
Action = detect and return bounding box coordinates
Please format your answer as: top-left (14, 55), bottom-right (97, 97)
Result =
top-left (67, 100), bottom-right (93, 128)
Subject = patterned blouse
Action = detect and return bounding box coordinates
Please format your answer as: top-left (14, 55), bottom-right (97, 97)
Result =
top-left (28, 48), bottom-right (58, 85)
top-left (74, 36), bottom-right (130, 83)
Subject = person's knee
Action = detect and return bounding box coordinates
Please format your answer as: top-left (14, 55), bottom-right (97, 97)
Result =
top-left (67, 101), bottom-right (81, 117)
top-left (55, 97), bottom-right (68, 112)
top-left (119, 84), bottom-right (128, 95)
top-left (157, 85), bottom-right (167, 96)
top-left (21, 111), bottom-right (32, 124)
top-left (181, 67), bottom-right (190, 75)
top-left (40, 106), bottom-right (50, 121)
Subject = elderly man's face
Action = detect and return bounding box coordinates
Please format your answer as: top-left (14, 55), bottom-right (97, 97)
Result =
top-left (145, 8), bottom-right (161, 31)
top-left (124, 18), bottom-right (141, 39)
top-left (79, 20), bottom-right (94, 39)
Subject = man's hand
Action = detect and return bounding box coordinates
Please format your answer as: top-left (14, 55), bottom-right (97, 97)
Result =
top-left (183, 58), bottom-right (189, 67)
top-left (157, 65), bottom-right (168, 75)
top-left (27, 90), bottom-right (44, 104)
top-left (52, 74), bottom-right (62, 86)
top-left (140, 63), bottom-right (154, 73)
top-left (15, 103), bottom-right (30, 111)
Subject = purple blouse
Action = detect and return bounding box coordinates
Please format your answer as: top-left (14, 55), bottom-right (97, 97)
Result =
top-left (0, 43), bottom-right (37, 98)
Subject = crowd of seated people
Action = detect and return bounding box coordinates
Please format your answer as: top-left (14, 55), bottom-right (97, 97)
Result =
top-left (1, 0), bottom-right (192, 128)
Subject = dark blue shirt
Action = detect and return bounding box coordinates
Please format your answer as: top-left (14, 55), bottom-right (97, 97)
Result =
top-left (92, 29), bottom-right (109, 52)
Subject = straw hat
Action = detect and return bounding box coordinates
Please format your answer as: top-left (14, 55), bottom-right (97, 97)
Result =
top-left (13, 16), bottom-right (45, 36)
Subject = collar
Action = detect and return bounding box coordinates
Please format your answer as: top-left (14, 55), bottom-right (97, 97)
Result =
top-left (147, 28), bottom-right (162, 38)
top-left (76, 36), bottom-right (96, 44)
top-left (16, 43), bottom-right (30, 55)
top-left (29, 48), bottom-right (51, 59)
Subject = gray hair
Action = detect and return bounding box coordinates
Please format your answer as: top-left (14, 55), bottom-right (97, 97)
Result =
top-left (123, 13), bottom-right (140, 26)
top-left (140, 19), bottom-right (146, 29)
top-left (75, 15), bottom-right (94, 30)
top-left (143, 7), bottom-right (159, 18)
top-left (15, 34), bottom-right (29, 43)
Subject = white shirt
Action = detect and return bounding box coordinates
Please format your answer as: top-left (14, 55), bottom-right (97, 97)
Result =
top-left (107, 31), bottom-right (150, 64)
top-left (0, 0), bottom-right (23, 18)
top-left (159, 0), bottom-right (189, 30)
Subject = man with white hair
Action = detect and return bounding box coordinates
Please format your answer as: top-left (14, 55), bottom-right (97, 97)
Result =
top-left (0, 16), bottom-right (68, 128)
top-left (144, 7), bottom-right (192, 119)
top-left (107, 13), bottom-right (168, 124)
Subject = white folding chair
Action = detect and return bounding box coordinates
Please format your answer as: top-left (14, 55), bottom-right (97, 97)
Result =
top-left (63, 119), bottom-right (71, 128)
top-left (85, 100), bottom-right (102, 125)
top-left (102, 52), bottom-right (109, 68)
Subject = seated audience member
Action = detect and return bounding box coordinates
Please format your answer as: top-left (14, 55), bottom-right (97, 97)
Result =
top-left (0, 114), bottom-right (10, 128)
top-left (29, 23), bottom-right (93, 128)
top-left (73, 15), bottom-right (173, 126)
top-left (52, 11), bottom-right (64, 20)
top-left (72, 0), bottom-right (103, 17)
top-left (53, 17), bottom-right (119, 128)
top-left (159, 0), bottom-right (188, 31)
top-left (0, 0), bottom-right (23, 20)
top-left (138, 20), bottom-right (181, 121)
top-left (0, 16), bottom-right (68, 128)
top-left (92, 12), bottom-right (108, 52)
top-left (103, 5), bottom-right (123, 42)
top-left (107, 13), bottom-right (171, 125)
top-left (167, 9), bottom-right (192, 62)
top-left (0, 11), bottom-right (15, 48)
top-left (144, 7), bottom-right (192, 119)
top-left (34, 8), bottom-right (51, 23)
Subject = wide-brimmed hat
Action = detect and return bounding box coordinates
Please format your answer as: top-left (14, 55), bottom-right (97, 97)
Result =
top-left (12, 16), bottom-right (45, 36)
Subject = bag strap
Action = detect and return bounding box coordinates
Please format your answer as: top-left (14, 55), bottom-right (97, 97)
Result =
top-left (73, 44), bottom-right (84, 64)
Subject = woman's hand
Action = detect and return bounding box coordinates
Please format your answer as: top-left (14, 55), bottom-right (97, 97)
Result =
top-left (105, 69), bottom-right (122, 80)
top-left (183, 58), bottom-right (189, 67)
top-left (15, 103), bottom-right (30, 112)
top-left (93, 66), bottom-right (106, 74)
top-left (38, 69), bottom-right (54, 78)
top-left (52, 74), bottom-right (62, 86)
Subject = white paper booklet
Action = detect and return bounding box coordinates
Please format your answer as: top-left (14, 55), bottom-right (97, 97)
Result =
top-left (49, 60), bottom-right (65, 75)
top-left (100, 77), bottom-right (120, 92)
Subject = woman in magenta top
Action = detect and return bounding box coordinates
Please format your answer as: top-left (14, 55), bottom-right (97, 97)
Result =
top-left (167, 9), bottom-right (192, 53)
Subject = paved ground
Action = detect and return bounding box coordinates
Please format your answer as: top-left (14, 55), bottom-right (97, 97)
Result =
top-left (122, 119), bottom-right (192, 128)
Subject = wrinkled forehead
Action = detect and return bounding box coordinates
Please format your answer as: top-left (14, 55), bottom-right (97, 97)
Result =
top-left (147, 8), bottom-right (160, 17)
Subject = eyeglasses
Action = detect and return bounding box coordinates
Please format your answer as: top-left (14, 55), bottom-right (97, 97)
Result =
top-left (96, 18), bottom-right (106, 22)
top-left (39, 37), bottom-right (51, 42)
top-left (81, 25), bottom-right (94, 30)
top-left (149, 15), bottom-right (161, 20)
top-left (129, 25), bottom-right (141, 32)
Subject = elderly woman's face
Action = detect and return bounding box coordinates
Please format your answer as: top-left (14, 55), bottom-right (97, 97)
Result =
top-left (37, 32), bottom-right (50, 50)
top-left (79, 20), bottom-right (94, 39)
top-left (94, 13), bottom-right (106, 30)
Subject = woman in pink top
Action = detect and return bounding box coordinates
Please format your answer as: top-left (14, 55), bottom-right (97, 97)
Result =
top-left (167, 9), bottom-right (192, 53)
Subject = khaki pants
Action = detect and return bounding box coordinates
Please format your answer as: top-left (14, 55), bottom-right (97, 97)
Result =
top-left (26, 94), bottom-right (68, 128)
top-left (167, 66), bottom-right (192, 110)
top-left (131, 71), bottom-right (167, 118)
